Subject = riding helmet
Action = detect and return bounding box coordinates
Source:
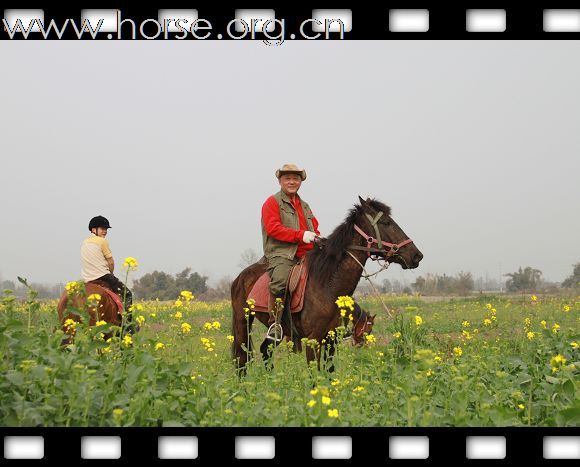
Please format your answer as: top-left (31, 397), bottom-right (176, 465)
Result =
top-left (88, 216), bottom-right (112, 231)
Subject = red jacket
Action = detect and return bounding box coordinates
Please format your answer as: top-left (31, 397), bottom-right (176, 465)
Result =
top-left (262, 195), bottom-right (320, 258)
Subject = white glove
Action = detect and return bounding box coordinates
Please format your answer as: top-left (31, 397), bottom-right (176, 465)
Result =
top-left (302, 231), bottom-right (317, 243)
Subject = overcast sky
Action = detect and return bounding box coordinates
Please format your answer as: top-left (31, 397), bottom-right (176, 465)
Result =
top-left (0, 40), bottom-right (578, 287)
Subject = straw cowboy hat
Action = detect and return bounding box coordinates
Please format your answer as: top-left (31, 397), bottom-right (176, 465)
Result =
top-left (275, 163), bottom-right (307, 181)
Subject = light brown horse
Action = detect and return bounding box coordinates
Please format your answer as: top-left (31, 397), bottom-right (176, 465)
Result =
top-left (231, 197), bottom-right (423, 371)
top-left (57, 283), bottom-right (123, 345)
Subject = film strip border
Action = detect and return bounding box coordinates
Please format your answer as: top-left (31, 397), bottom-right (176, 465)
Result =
top-left (1, 428), bottom-right (579, 463)
top-left (3, 7), bottom-right (580, 40)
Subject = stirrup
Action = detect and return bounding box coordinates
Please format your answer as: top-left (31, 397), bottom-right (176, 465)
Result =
top-left (266, 323), bottom-right (284, 342)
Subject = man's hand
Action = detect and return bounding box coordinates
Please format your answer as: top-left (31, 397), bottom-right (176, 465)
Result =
top-left (302, 231), bottom-right (317, 244)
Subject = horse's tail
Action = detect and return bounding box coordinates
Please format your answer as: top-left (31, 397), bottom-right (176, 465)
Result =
top-left (230, 274), bottom-right (241, 359)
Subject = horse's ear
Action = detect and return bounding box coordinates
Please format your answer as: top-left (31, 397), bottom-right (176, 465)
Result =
top-left (358, 196), bottom-right (368, 209)
top-left (371, 314), bottom-right (376, 320)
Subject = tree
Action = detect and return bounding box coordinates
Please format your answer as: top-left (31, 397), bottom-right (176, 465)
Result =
top-left (380, 278), bottom-right (392, 293)
top-left (454, 271), bottom-right (474, 295)
top-left (562, 263), bottom-right (580, 288)
top-left (505, 266), bottom-right (542, 292)
top-left (238, 248), bottom-right (259, 269)
top-left (132, 268), bottom-right (208, 300)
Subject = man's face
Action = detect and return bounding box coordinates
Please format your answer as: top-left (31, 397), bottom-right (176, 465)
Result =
top-left (279, 174), bottom-right (302, 197)
top-left (92, 227), bottom-right (108, 238)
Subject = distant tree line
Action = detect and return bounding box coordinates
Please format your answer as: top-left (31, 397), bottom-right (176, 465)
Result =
top-left (411, 271), bottom-right (475, 295)
top-left (132, 268), bottom-right (208, 300)
top-left (1, 262), bottom-right (577, 301)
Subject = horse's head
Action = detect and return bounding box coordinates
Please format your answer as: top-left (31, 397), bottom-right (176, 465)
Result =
top-left (352, 309), bottom-right (376, 346)
top-left (355, 196), bottom-right (423, 269)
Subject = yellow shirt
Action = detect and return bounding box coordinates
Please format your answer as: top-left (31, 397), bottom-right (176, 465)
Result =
top-left (81, 234), bottom-right (113, 282)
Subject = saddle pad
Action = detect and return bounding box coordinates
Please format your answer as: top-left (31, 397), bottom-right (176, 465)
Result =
top-left (247, 260), bottom-right (309, 313)
top-left (88, 284), bottom-right (124, 315)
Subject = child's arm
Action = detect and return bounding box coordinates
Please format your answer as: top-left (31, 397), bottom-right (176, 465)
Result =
top-left (107, 257), bottom-right (115, 274)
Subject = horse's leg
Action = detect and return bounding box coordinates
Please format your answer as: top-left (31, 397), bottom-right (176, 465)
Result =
top-left (233, 305), bottom-right (253, 372)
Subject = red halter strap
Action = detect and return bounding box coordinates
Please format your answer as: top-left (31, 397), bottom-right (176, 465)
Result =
top-left (353, 224), bottom-right (414, 258)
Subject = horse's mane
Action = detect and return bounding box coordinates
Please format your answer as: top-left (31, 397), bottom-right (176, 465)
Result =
top-left (307, 199), bottom-right (391, 285)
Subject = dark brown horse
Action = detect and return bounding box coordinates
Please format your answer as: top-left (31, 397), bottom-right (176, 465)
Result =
top-left (231, 197), bottom-right (423, 370)
top-left (57, 283), bottom-right (124, 345)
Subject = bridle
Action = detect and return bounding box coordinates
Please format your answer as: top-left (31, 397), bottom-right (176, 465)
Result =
top-left (347, 211), bottom-right (414, 262)
top-left (342, 311), bottom-right (374, 345)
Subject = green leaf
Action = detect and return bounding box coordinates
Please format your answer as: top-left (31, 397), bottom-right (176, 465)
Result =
top-left (562, 379), bottom-right (575, 398)
top-left (556, 407), bottom-right (580, 426)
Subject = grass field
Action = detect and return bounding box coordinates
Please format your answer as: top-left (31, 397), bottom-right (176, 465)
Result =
top-left (1, 288), bottom-right (578, 427)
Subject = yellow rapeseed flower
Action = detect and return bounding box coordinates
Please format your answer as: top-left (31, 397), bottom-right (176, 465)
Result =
top-left (310, 388), bottom-right (319, 396)
top-left (181, 322), bottom-right (192, 333)
top-left (483, 319), bottom-right (492, 326)
top-left (353, 386), bottom-right (365, 393)
top-left (227, 335), bottom-right (235, 343)
top-left (540, 320), bottom-right (547, 329)
top-left (174, 311), bottom-right (183, 319)
top-left (453, 347), bottom-right (463, 357)
top-left (531, 295), bottom-right (537, 301)
top-left (321, 396), bottom-right (331, 405)
top-left (174, 300), bottom-right (183, 308)
top-left (393, 331), bottom-right (401, 339)
top-left (552, 323), bottom-right (560, 334)
top-left (335, 295), bottom-right (354, 311)
top-left (518, 404), bottom-right (525, 410)
top-left (136, 315), bottom-right (145, 326)
top-left (563, 305), bottom-right (571, 312)
top-left (212, 321), bottom-right (221, 330)
top-left (122, 335), bottom-right (133, 347)
top-left (155, 342), bottom-right (165, 351)
top-left (123, 257), bottom-right (138, 270)
top-left (462, 321), bottom-right (470, 328)
top-left (486, 303), bottom-right (492, 310)
top-left (87, 293), bottom-right (101, 303)
top-left (364, 334), bottom-right (376, 344)
top-left (415, 315), bottom-right (423, 326)
top-left (307, 400), bottom-right (317, 408)
top-left (95, 320), bottom-right (107, 326)
top-left (571, 341), bottom-right (579, 349)
top-left (527, 331), bottom-right (536, 341)
top-left (327, 409), bottom-right (339, 418)
top-left (550, 354), bottom-right (566, 367)
top-left (180, 290), bottom-right (194, 301)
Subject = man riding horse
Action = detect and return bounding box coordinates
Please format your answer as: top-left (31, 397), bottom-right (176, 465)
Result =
top-left (261, 164), bottom-right (320, 341)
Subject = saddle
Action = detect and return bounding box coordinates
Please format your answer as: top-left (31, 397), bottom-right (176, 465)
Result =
top-left (248, 257), bottom-right (309, 313)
